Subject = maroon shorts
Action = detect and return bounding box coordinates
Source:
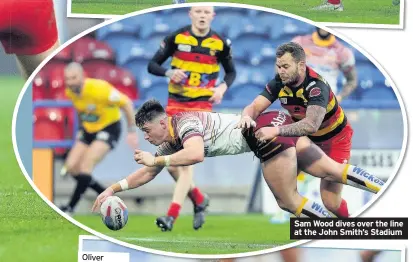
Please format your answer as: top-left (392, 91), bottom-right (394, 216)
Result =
top-left (243, 111), bottom-right (299, 163)
top-left (0, 0), bottom-right (58, 55)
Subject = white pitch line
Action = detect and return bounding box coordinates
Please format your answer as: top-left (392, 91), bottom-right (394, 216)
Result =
top-left (121, 237), bottom-right (279, 248)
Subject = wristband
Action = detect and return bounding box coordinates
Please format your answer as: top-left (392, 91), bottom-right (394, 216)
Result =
top-left (154, 156), bottom-right (171, 167)
top-left (119, 179), bottom-right (129, 191)
top-left (127, 126), bottom-right (136, 133)
top-left (164, 155), bottom-right (171, 167)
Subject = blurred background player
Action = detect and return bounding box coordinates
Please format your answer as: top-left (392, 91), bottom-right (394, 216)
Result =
top-left (147, 6), bottom-right (236, 231)
top-left (312, 0), bottom-right (344, 11)
top-left (59, 62), bottom-right (138, 215)
top-left (0, 0), bottom-right (59, 79)
top-left (240, 42), bottom-right (353, 218)
top-left (292, 28), bottom-right (357, 103)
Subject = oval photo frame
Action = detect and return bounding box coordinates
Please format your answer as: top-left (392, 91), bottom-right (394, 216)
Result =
top-left (12, 2), bottom-right (408, 259)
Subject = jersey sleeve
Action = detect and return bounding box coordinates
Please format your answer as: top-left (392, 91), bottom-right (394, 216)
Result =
top-left (217, 38), bottom-right (233, 62)
top-left (338, 46), bottom-right (356, 73)
top-left (306, 80), bottom-right (330, 108)
top-left (175, 115), bottom-right (204, 144)
top-left (217, 38), bottom-right (236, 87)
top-left (155, 143), bottom-right (178, 156)
top-left (157, 33), bottom-right (177, 60)
top-left (260, 78), bottom-right (280, 103)
top-left (100, 81), bottom-right (129, 107)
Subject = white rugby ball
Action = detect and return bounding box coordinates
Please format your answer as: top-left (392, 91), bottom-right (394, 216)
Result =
top-left (100, 196), bottom-right (128, 231)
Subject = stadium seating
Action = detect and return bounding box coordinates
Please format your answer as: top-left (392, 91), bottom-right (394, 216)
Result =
top-left (33, 6), bottom-right (399, 153)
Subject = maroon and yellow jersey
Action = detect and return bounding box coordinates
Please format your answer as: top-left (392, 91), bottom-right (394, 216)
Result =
top-left (260, 67), bottom-right (348, 142)
top-left (158, 26), bottom-right (233, 112)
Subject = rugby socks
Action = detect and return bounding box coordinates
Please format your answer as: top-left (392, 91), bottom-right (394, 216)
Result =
top-left (336, 199), bottom-right (350, 218)
top-left (68, 173), bottom-right (92, 210)
top-left (89, 178), bottom-right (106, 194)
top-left (328, 0), bottom-right (341, 4)
top-left (188, 187), bottom-right (204, 206)
top-left (295, 197), bottom-right (333, 218)
top-left (167, 202), bottom-right (181, 220)
top-left (342, 164), bottom-right (384, 193)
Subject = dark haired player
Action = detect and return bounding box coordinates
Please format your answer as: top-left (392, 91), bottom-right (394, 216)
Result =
top-left (238, 42), bottom-right (354, 219)
top-left (92, 99), bottom-right (384, 228)
top-left (147, 6), bottom-right (236, 231)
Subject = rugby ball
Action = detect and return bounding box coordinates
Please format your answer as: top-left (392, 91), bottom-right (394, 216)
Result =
top-left (100, 196), bottom-right (128, 231)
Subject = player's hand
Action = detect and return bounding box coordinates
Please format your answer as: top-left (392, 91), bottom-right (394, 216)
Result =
top-left (134, 149), bottom-right (155, 167)
top-left (126, 131), bottom-right (139, 149)
top-left (166, 69), bottom-right (187, 83)
top-left (254, 127), bottom-right (279, 142)
top-left (235, 116), bottom-right (256, 130)
top-left (209, 84), bottom-right (227, 104)
top-left (92, 188), bottom-right (114, 213)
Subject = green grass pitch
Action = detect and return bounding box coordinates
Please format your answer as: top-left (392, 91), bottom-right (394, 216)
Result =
top-left (75, 214), bottom-right (293, 254)
top-left (0, 77), bottom-right (292, 258)
top-left (0, 77), bottom-right (84, 262)
top-left (70, 0), bottom-right (400, 25)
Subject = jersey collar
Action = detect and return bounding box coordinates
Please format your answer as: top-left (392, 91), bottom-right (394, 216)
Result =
top-left (312, 32), bottom-right (336, 47)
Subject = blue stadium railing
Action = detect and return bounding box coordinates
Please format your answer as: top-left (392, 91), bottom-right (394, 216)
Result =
top-left (33, 98), bottom-right (401, 149)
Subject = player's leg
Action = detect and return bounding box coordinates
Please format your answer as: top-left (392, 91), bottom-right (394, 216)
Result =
top-left (360, 250), bottom-right (381, 262)
top-left (317, 125), bottom-right (353, 217)
top-left (280, 249), bottom-right (300, 262)
top-left (262, 147), bottom-right (332, 218)
top-left (157, 166), bottom-right (193, 231)
top-left (312, 0), bottom-right (343, 11)
top-left (157, 165), bottom-right (209, 231)
top-left (296, 137), bottom-right (384, 194)
top-left (2, 0), bottom-right (59, 79)
top-left (16, 42), bottom-right (60, 79)
top-left (64, 137), bottom-right (111, 214)
top-left (319, 177), bottom-right (346, 217)
top-left (59, 139), bottom-right (88, 214)
top-left (61, 129), bottom-right (106, 193)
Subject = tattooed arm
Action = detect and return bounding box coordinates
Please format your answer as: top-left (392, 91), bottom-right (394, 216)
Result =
top-left (278, 105), bottom-right (326, 137)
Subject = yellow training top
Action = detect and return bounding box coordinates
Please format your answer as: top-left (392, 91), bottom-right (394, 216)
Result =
top-left (66, 78), bottom-right (128, 133)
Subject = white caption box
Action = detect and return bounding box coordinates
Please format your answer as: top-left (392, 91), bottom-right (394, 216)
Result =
top-left (78, 252), bottom-right (129, 262)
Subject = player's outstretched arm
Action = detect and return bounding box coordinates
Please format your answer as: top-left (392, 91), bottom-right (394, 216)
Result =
top-left (236, 95), bottom-right (272, 130)
top-left (92, 166), bottom-right (162, 212)
top-left (167, 136), bottom-right (205, 166)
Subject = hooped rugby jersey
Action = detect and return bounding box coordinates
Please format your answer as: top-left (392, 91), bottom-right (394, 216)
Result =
top-left (158, 26), bottom-right (233, 111)
top-left (260, 67), bottom-right (348, 143)
top-left (155, 112), bottom-right (250, 157)
top-left (66, 78), bottom-right (128, 133)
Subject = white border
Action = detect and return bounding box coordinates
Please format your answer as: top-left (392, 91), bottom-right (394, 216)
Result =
top-left (78, 235), bottom-right (406, 260)
top-left (66, 1), bottom-right (405, 29)
top-left (13, 2), bottom-right (408, 259)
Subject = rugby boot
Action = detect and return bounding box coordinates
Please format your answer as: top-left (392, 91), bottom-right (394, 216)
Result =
top-left (155, 216), bottom-right (174, 232)
top-left (193, 194), bottom-right (210, 230)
